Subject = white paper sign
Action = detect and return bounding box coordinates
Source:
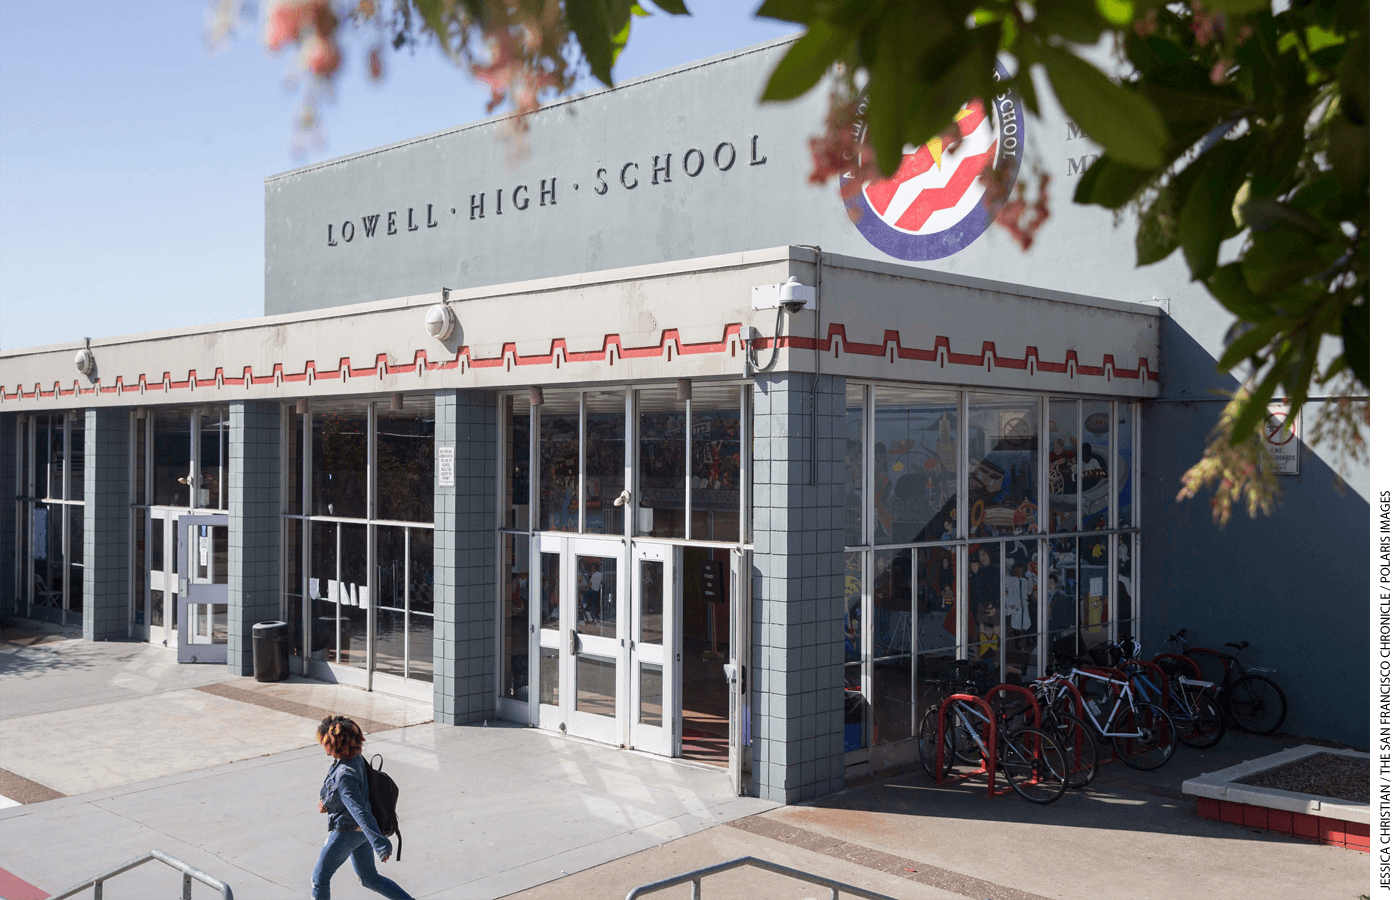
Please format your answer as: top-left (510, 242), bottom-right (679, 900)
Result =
top-left (437, 446), bottom-right (455, 488)
top-left (1264, 402), bottom-right (1301, 475)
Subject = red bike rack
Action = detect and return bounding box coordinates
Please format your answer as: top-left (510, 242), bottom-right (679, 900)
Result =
top-left (934, 693), bottom-right (998, 798)
top-left (1151, 652), bottom-right (1202, 680)
top-left (984, 683), bottom-right (1042, 729)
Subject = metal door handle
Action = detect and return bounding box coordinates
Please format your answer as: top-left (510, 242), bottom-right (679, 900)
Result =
top-left (569, 629), bottom-right (578, 656)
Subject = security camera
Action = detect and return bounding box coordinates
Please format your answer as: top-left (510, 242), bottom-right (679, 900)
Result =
top-left (778, 276), bottom-right (813, 314)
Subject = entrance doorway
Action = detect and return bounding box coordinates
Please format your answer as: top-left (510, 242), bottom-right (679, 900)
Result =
top-left (140, 510), bottom-right (180, 648)
top-left (679, 547), bottom-right (731, 766)
top-left (535, 535), bottom-right (678, 754)
top-left (175, 514), bottom-right (228, 664)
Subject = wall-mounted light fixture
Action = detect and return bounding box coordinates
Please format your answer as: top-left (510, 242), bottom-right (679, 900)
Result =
top-left (295, 399), bottom-right (308, 415)
top-left (528, 386), bottom-right (544, 407)
top-left (424, 287), bottom-right (457, 341)
top-left (201, 403), bottom-right (214, 418)
top-left (135, 407), bottom-right (147, 421)
top-left (677, 378), bottom-right (692, 402)
top-left (74, 337), bottom-right (95, 378)
top-left (389, 392), bottom-right (404, 411)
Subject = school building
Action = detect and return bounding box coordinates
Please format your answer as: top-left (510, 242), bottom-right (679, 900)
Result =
top-left (0, 38), bottom-right (1366, 803)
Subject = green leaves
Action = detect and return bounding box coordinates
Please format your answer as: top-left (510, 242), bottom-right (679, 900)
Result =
top-left (1038, 43), bottom-right (1169, 168)
top-left (568, 0), bottom-right (688, 86)
top-left (1175, 133), bottom-right (1257, 278)
top-left (763, 21), bottom-right (849, 101)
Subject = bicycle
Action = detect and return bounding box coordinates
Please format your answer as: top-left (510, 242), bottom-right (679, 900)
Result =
top-left (1118, 637), bottom-right (1225, 749)
top-left (919, 690), bottom-right (1069, 804)
top-left (1036, 660), bottom-right (1177, 770)
top-left (1165, 629), bottom-right (1288, 735)
top-left (1026, 678), bottom-right (1100, 788)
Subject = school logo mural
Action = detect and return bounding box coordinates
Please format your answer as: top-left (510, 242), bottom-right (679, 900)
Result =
top-left (841, 64), bottom-right (1024, 261)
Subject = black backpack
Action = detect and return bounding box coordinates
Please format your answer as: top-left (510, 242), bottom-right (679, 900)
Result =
top-left (364, 754), bottom-right (402, 861)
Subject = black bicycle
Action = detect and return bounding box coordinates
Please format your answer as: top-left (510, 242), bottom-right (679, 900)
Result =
top-left (1166, 629), bottom-right (1287, 735)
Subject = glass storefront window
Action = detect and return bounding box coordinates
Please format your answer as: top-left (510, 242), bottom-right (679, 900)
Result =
top-left (844, 384), bottom-right (865, 548)
top-left (914, 545), bottom-right (958, 714)
top-left (690, 384), bottom-right (741, 542)
top-left (285, 518), bottom-right (304, 660)
top-left (502, 532), bottom-right (530, 701)
top-left (286, 411), bottom-right (304, 516)
top-left (376, 402), bottom-right (434, 523)
top-left (967, 393), bottom-right (1039, 538)
top-left (1081, 401), bottom-right (1112, 531)
top-left (311, 409), bottom-right (368, 519)
top-left (198, 409), bottom-right (227, 510)
top-left (967, 542), bottom-right (1002, 676)
top-left (1047, 400), bottom-right (1077, 534)
top-left (538, 392), bottom-right (580, 533)
top-left (503, 393), bottom-right (530, 530)
top-left (1117, 402), bottom-right (1133, 529)
top-left (872, 548), bottom-right (912, 745)
top-left (407, 528), bottom-right (433, 682)
top-left (637, 389), bottom-right (686, 539)
top-left (68, 416), bottom-right (85, 502)
top-left (844, 551), bottom-right (867, 752)
top-left (153, 409), bottom-right (191, 508)
top-left (1114, 534), bottom-right (1134, 641)
top-left (375, 527), bottom-right (408, 678)
top-left (584, 392), bottom-right (625, 536)
top-left (872, 387), bottom-right (959, 545)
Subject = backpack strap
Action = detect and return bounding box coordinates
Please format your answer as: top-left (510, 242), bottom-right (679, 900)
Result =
top-left (370, 753), bottom-right (384, 772)
top-left (395, 829), bottom-right (403, 862)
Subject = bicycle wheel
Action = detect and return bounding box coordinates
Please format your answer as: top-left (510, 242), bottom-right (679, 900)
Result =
top-left (1111, 702), bottom-right (1177, 770)
top-left (941, 707), bottom-right (986, 767)
top-left (917, 707), bottom-right (940, 779)
top-left (1227, 675), bottom-right (1287, 735)
top-left (1177, 688), bottom-right (1226, 749)
top-left (999, 726), bottom-right (1068, 804)
top-left (1048, 713), bottom-right (1100, 788)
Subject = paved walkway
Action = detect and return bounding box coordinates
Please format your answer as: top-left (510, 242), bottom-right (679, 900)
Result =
top-left (0, 621), bottom-right (1368, 899)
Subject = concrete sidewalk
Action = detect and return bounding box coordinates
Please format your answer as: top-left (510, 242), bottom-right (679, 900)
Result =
top-left (0, 624), bottom-right (1368, 899)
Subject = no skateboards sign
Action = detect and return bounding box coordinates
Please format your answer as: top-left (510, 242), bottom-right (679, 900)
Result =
top-left (1265, 402), bottom-right (1300, 475)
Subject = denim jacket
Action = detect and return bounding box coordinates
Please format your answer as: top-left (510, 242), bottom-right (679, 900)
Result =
top-left (320, 755), bottom-right (393, 859)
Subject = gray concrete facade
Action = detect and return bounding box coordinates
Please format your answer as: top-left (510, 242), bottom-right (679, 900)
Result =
top-left (433, 389), bottom-right (498, 725)
top-left (81, 408), bottom-right (128, 641)
top-left (750, 372), bottom-right (846, 803)
top-left (227, 401), bottom-right (281, 675)
top-left (1139, 313), bottom-right (1369, 747)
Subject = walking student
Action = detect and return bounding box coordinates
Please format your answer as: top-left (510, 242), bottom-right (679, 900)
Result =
top-left (312, 715), bottom-right (413, 900)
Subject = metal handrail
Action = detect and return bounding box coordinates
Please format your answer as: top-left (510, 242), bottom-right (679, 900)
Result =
top-left (49, 849), bottom-right (233, 900)
top-left (625, 856), bottom-right (899, 900)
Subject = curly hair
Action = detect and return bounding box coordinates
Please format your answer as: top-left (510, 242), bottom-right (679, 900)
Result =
top-left (316, 715), bottom-right (364, 759)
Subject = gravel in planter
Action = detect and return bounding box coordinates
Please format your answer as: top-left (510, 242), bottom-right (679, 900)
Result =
top-left (1235, 752), bottom-right (1368, 803)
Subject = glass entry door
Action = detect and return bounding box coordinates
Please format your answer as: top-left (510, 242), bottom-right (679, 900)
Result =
top-left (176, 514), bottom-right (228, 665)
top-left (629, 542), bottom-right (677, 756)
top-left (143, 510), bottom-right (179, 648)
top-left (536, 535), bottom-right (624, 745)
top-left (535, 535), bottom-right (678, 752)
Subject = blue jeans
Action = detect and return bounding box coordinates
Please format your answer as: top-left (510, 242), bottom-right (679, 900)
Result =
top-left (311, 830), bottom-right (412, 900)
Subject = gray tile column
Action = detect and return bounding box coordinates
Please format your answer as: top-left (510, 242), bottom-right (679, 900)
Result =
top-left (434, 389), bottom-right (497, 725)
top-left (228, 401), bottom-right (281, 675)
top-left (750, 372), bottom-right (846, 803)
top-left (83, 408), bottom-right (129, 641)
top-left (1, 413), bottom-right (18, 618)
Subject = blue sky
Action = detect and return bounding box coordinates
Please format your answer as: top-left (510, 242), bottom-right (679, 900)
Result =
top-left (0, 1), bottom-right (795, 350)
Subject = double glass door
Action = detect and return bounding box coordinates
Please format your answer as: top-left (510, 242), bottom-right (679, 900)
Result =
top-left (535, 535), bottom-right (677, 754)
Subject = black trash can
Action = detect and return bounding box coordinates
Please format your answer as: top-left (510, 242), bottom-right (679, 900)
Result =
top-left (252, 621), bottom-right (290, 683)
